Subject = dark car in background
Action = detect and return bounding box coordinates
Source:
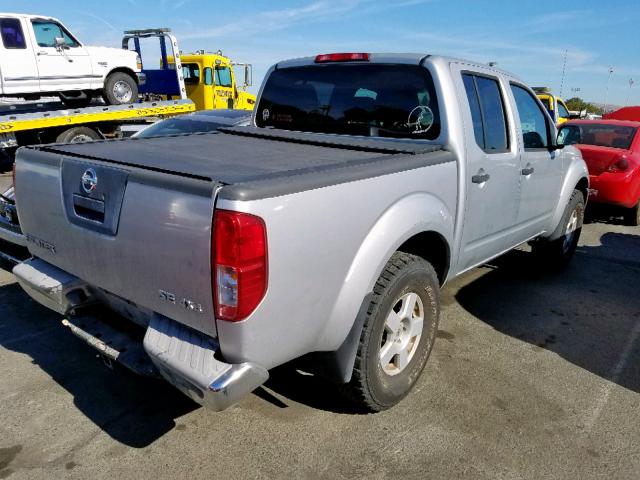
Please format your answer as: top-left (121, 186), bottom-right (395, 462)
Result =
top-left (133, 109), bottom-right (251, 138)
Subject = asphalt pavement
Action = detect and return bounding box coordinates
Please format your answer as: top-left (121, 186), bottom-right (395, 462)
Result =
top-left (0, 169), bottom-right (638, 479)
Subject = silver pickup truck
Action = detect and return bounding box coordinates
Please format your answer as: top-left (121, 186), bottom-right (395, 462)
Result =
top-left (9, 53), bottom-right (588, 412)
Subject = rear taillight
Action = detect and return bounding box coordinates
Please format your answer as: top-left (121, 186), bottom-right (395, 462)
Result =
top-left (314, 52), bottom-right (370, 63)
top-left (608, 155), bottom-right (629, 173)
top-left (213, 210), bottom-right (267, 322)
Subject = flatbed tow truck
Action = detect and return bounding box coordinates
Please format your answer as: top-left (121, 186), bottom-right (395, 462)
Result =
top-left (0, 27), bottom-right (255, 167)
top-left (0, 27), bottom-right (255, 267)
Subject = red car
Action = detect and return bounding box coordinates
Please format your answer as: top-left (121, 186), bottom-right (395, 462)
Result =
top-left (559, 120), bottom-right (640, 225)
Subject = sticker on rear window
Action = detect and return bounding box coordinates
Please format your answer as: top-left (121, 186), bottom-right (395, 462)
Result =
top-left (407, 106), bottom-right (434, 134)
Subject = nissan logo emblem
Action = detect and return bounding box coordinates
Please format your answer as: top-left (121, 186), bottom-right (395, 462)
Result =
top-left (81, 168), bottom-right (98, 194)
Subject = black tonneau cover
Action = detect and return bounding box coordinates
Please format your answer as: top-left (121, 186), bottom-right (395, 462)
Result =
top-left (39, 127), bottom-right (452, 200)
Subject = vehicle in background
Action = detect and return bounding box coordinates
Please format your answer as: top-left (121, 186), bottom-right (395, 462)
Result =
top-left (0, 28), bottom-right (256, 165)
top-left (133, 109), bottom-right (251, 138)
top-left (603, 106), bottom-right (640, 122)
top-left (559, 119), bottom-right (640, 225)
top-left (0, 108), bottom-right (251, 267)
top-left (10, 53), bottom-right (588, 413)
top-left (534, 87), bottom-right (573, 125)
top-left (0, 13), bottom-right (142, 107)
top-left (168, 50), bottom-right (255, 111)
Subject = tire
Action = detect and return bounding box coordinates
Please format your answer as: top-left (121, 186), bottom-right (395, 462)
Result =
top-left (55, 127), bottom-right (101, 144)
top-left (342, 251), bottom-right (440, 412)
top-left (623, 202), bottom-right (640, 227)
top-left (103, 72), bottom-right (138, 105)
top-left (532, 189), bottom-right (585, 268)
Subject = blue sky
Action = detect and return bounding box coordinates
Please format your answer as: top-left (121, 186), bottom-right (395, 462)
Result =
top-left (3, 0), bottom-right (639, 106)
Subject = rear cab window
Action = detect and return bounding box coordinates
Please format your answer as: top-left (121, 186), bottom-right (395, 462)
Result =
top-left (256, 64), bottom-right (441, 140)
top-left (182, 63), bottom-right (200, 84)
top-left (0, 18), bottom-right (26, 49)
top-left (461, 73), bottom-right (509, 152)
top-left (510, 84), bottom-right (550, 149)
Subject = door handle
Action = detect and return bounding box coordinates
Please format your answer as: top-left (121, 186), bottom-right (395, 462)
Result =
top-left (521, 166), bottom-right (535, 176)
top-left (471, 171), bottom-right (490, 184)
top-left (36, 51), bottom-right (48, 56)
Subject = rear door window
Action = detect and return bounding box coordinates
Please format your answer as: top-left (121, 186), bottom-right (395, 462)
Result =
top-left (462, 73), bottom-right (509, 152)
top-left (0, 18), bottom-right (26, 49)
top-left (511, 85), bottom-right (550, 149)
top-left (256, 64), bottom-right (441, 140)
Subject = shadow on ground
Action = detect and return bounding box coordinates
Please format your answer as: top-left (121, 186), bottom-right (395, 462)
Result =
top-left (0, 282), bottom-right (198, 448)
top-left (585, 203), bottom-right (635, 226)
top-left (455, 232), bottom-right (640, 394)
top-left (0, 278), bottom-right (361, 449)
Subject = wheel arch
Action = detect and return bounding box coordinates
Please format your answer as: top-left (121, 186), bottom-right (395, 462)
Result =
top-left (313, 193), bottom-right (454, 383)
top-left (105, 67), bottom-right (138, 83)
top-left (545, 151), bottom-right (589, 241)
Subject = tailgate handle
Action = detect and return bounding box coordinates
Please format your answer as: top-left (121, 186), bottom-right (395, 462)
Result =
top-left (72, 194), bottom-right (105, 223)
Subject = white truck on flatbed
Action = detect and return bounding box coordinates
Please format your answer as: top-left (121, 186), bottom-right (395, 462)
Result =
top-left (0, 27), bottom-right (195, 167)
top-left (0, 13), bottom-right (143, 107)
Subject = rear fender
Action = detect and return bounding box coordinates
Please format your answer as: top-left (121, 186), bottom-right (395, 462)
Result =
top-left (317, 193), bottom-right (454, 381)
top-left (545, 148), bottom-right (589, 241)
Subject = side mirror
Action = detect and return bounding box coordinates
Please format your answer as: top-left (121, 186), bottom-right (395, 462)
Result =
top-left (552, 130), bottom-right (566, 150)
top-left (54, 37), bottom-right (67, 49)
top-left (244, 64), bottom-right (252, 87)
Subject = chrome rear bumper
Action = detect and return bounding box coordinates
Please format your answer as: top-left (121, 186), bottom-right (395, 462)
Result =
top-left (12, 258), bottom-right (268, 411)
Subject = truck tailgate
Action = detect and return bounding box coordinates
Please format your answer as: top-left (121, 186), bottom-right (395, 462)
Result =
top-left (14, 147), bottom-right (219, 338)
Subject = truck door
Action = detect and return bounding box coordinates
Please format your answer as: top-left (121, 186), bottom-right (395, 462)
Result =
top-left (214, 65), bottom-right (234, 109)
top-left (509, 84), bottom-right (564, 238)
top-left (0, 17), bottom-right (39, 94)
top-left (456, 70), bottom-right (521, 271)
top-left (29, 18), bottom-right (93, 92)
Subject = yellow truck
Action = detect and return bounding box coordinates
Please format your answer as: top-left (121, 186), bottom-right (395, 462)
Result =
top-left (175, 50), bottom-right (256, 111)
top-left (533, 87), bottom-right (572, 125)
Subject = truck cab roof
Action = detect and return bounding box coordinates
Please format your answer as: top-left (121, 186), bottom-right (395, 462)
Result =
top-left (274, 53), bottom-right (520, 80)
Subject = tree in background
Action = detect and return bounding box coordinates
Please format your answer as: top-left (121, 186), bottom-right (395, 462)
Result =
top-left (566, 97), bottom-right (604, 115)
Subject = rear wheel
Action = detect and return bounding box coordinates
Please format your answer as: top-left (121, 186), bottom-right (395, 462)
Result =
top-left (342, 251), bottom-right (440, 412)
top-left (103, 72), bottom-right (138, 105)
top-left (532, 189), bottom-right (585, 267)
top-left (55, 127), bottom-right (101, 144)
top-left (623, 202), bottom-right (640, 227)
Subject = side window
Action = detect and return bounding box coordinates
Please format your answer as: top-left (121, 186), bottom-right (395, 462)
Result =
top-left (462, 73), bottom-right (509, 152)
top-left (182, 63), bottom-right (200, 84)
top-left (0, 18), bottom-right (26, 49)
top-left (462, 74), bottom-right (484, 148)
top-left (31, 20), bottom-right (79, 48)
top-left (511, 85), bottom-right (549, 149)
top-left (214, 66), bottom-right (232, 87)
top-left (557, 101), bottom-right (570, 120)
top-left (203, 67), bottom-right (213, 86)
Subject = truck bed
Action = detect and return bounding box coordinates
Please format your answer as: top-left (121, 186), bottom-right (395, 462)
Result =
top-left (43, 127), bottom-right (448, 200)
